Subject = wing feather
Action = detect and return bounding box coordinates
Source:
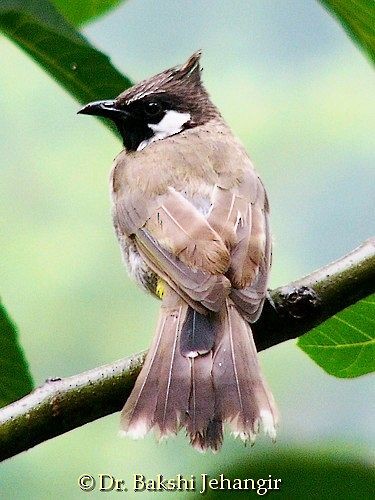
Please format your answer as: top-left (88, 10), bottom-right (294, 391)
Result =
top-left (113, 152), bottom-right (271, 319)
top-left (115, 191), bottom-right (231, 312)
top-left (145, 187), bottom-right (230, 274)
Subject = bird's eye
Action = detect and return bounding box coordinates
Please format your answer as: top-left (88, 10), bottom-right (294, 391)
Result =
top-left (144, 101), bottom-right (162, 116)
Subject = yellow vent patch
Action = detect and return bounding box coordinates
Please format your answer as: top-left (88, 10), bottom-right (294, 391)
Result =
top-left (155, 278), bottom-right (165, 299)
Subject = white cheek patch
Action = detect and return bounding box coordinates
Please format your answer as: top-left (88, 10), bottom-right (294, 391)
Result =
top-left (149, 109), bottom-right (191, 136)
top-left (137, 110), bottom-right (190, 151)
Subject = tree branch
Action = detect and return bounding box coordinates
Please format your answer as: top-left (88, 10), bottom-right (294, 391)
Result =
top-left (0, 238), bottom-right (374, 462)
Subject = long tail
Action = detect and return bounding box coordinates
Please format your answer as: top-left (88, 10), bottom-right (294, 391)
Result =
top-left (120, 292), bottom-right (278, 451)
top-left (212, 300), bottom-right (278, 445)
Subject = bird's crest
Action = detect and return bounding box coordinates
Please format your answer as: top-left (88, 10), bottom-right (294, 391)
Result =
top-left (117, 51), bottom-right (203, 105)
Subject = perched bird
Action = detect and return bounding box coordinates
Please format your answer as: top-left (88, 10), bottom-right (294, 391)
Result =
top-left (78, 52), bottom-right (278, 451)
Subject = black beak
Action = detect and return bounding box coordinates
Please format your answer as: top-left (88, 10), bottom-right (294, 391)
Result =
top-left (77, 100), bottom-right (128, 120)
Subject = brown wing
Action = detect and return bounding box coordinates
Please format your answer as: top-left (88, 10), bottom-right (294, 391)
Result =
top-left (207, 170), bottom-right (271, 322)
top-left (114, 187), bottom-right (231, 312)
top-left (144, 188), bottom-right (230, 274)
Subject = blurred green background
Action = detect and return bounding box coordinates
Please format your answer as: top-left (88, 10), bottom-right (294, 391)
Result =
top-left (0, 0), bottom-right (374, 498)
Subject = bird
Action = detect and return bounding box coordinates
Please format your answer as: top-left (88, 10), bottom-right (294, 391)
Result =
top-left (78, 51), bottom-right (278, 452)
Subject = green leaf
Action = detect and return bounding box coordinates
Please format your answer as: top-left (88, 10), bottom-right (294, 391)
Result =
top-left (205, 448), bottom-right (375, 499)
top-left (0, 300), bottom-right (34, 408)
top-left (0, 0), bottom-right (133, 136)
top-left (319, 0), bottom-right (375, 65)
top-left (51, 0), bottom-right (125, 27)
top-left (298, 294), bottom-right (375, 378)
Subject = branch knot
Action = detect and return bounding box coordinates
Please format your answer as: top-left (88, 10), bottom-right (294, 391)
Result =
top-left (276, 286), bottom-right (321, 319)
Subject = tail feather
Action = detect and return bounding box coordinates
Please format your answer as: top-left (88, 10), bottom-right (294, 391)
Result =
top-left (186, 354), bottom-right (216, 451)
top-left (212, 300), bottom-right (278, 442)
top-left (120, 312), bottom-right (167, 438)
top-left (153, 304), bottom-right (191, 437)
top-left (180, 308), bottom-right (215, 357)
top-left (121, 297), bottom-right (190, 438)
top-left (120, 291), bottom-right (278, 450)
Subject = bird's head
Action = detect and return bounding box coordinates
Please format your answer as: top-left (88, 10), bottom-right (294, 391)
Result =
top-left (78, 51), bottom-right (219, 151)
